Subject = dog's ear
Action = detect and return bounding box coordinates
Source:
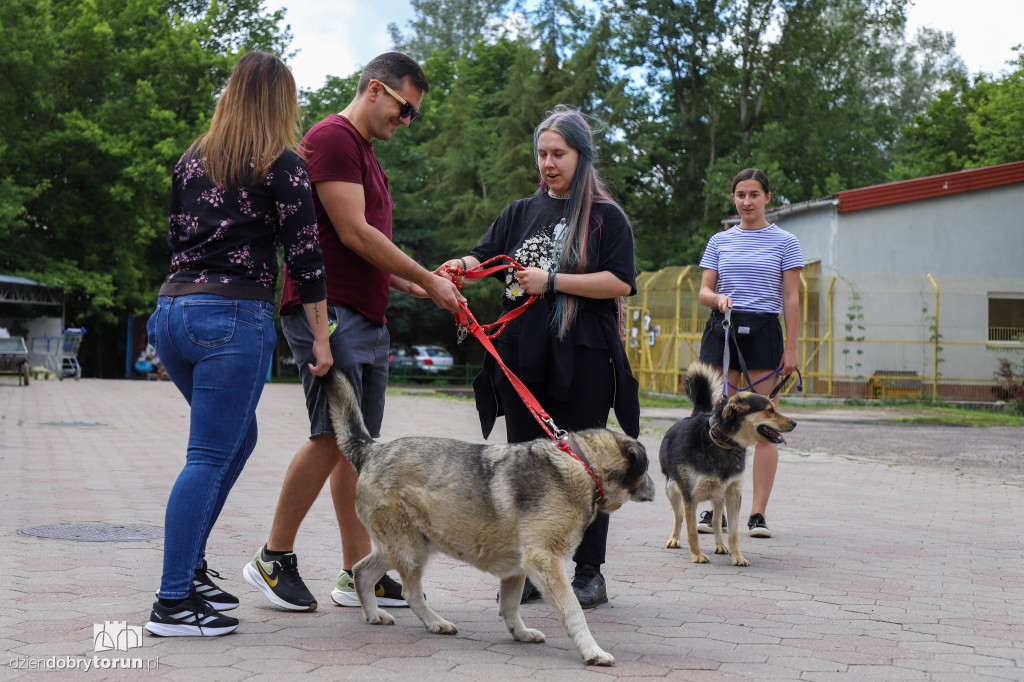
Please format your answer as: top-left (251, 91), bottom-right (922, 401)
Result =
top-left (721, 397), bottom-right (750, 421)
top-left (624, 440), bottom-right (649, 480)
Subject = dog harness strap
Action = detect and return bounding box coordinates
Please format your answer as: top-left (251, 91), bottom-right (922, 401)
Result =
top-left (452, 289), bottom-right (606, 500)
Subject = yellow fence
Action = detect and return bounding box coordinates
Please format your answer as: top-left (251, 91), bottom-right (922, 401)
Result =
top-left (624, 266), bottom-right (1024, 402)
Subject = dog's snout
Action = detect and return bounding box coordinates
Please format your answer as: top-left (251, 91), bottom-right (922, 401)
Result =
top-left (633, 474), bottom-right (656, 502)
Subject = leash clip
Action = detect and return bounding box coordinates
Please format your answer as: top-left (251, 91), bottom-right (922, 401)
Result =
top-left (542, 416), bottom-right (567, 441)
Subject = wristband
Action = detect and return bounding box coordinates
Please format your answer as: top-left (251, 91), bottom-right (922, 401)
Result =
top-left (458, 257), bottom-right (468, 274)
top-left (548, 270), bottom-right (557, 294)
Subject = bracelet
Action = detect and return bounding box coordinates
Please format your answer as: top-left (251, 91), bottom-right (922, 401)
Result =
top-left (548, 270), bottom-right (557, 294)
top-left (458, 257), bottom-right (468, 274)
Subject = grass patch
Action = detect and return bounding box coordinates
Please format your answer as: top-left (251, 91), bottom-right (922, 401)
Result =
top-left (639, 393), bottom-right (692, 408)
top-left (891, 406), bottom-right (1024, 427)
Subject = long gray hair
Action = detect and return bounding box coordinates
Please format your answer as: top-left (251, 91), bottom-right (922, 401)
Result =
top-left (534, 105), bottom-right (615, 338)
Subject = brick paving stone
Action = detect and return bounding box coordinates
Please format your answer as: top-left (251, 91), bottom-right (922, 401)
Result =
top-left (2, 380), bottom-right (1023, 679)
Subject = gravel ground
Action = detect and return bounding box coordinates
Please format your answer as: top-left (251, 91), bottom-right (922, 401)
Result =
top-left (640, 405), bottom-right (1024, 484)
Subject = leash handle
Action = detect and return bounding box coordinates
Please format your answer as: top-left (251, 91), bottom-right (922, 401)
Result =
top-left (447, 256), bottom-right (540, 341)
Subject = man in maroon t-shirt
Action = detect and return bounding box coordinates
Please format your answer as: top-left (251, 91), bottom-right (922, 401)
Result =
top-left (243, 53), bottom-right (464, 612)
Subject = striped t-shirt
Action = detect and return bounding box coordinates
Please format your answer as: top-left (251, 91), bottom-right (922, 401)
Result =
top-left (699, 224), bottom-right (803, 314)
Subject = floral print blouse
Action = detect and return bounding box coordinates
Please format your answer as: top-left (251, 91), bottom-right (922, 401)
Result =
top-left (159, 149), bottom-right (327, 305)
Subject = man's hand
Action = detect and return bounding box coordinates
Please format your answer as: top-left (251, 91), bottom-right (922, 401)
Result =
top-left (308, 338), bottom-right (334, 377)
top-left (420, 273), bottom-right (466, 312)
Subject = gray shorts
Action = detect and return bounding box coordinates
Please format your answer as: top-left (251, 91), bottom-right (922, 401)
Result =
top-left (281, 305), bottom-right (389, 439)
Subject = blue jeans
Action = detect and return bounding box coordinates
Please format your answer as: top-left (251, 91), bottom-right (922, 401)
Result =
top-left (147, 294), bottom-right (276, 599)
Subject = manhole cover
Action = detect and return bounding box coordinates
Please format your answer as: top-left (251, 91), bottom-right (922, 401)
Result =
top-left (17, 523), bottom-right (162, 542)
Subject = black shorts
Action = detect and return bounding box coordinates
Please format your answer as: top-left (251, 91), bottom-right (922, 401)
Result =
top-left (698, 309), bottom-right (783, 372)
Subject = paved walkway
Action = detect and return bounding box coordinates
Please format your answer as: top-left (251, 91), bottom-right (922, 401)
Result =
top-left (1, 379), bottom-right (1022, 680)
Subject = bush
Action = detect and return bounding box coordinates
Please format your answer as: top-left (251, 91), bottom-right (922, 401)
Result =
top-left (994, 349), bottom-right (1024, 415)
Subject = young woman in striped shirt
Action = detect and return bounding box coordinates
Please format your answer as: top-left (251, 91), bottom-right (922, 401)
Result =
top-left (697, 168), bottom-right (803, 538)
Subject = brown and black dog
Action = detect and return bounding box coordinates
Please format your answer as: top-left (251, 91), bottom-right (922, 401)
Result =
top-left (659, 362), bottom-right (796, 566)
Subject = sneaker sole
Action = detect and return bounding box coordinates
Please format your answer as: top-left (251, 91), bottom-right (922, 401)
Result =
top-left (242, 562), bottom-right (317, 611)
top-left (331, 587), bottom-right (408, 608)
top-left (696, 525), bottom-right (713, 534)
top-left (144, 621), bottom-right (237, 637)
top-left (749, 528), bottom-right (772, 538)
top-left (578, 594), bottom-right (608, 610)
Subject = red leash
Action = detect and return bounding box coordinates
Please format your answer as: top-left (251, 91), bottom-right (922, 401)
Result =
top-left (446, 256), bottom-right (605, 500)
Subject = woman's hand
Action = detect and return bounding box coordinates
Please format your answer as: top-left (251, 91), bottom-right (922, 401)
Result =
top-left (716, 294), bottom-right (733, 312)
top-left (780, 348), bottom-right (798, 376)
top-left (437, 259), bottom-right (464, 286)
top-left (514, 267), bottom-right (550, 296)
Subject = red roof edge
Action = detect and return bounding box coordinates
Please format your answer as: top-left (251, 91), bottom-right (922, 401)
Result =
top-left (836, 160), bottom-right (1024, 213)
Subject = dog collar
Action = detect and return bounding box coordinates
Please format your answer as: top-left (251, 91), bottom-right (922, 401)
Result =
top-left (707, 416), bottom-right (738, 450)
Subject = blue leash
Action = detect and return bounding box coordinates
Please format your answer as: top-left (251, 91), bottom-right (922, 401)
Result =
top-left (721, 308), bottom-right (803, 397)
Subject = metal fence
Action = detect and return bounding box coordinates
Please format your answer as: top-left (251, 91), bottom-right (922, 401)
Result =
top-left (624, 265), bottom-right (1024, 402)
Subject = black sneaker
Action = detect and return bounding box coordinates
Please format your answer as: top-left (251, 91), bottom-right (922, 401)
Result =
top-left (193, 561), bottom-right (238, 611)
top-left (747, 513), bottom-right (771, 538)
top-left (242, 546), bottom-right (317, 611)
top-left (571, 564), bottom-right (608, 609)
top-left (145, 589), bottom-right (238, 637)
top-left (495, 576), bottom-right (542, 604)
top-left (696, 510), bottom-right (727, 534)
top-left (521, 577), bottom-right (542, 603)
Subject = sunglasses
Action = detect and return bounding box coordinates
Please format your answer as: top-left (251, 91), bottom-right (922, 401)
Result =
top-left (374, 80), bottom-right (421, 123)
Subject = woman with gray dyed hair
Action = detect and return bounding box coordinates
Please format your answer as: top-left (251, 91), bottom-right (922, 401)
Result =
top-left (442, 105), bottom-right (640, 608)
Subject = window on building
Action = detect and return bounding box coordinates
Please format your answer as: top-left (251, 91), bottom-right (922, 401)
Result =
top-left (988, 296), bottom-right (1024, 342)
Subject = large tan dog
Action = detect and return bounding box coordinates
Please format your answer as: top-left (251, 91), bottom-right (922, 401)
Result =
top-left (324, 370), bottom-right (655, 665)
top-left (660, 362), bottom-right (796, 566)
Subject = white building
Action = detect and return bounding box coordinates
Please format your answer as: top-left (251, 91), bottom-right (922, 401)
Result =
top-left (748, 161), bottom-right (1024, 400)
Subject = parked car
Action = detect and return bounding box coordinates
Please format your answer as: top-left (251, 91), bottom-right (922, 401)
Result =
top-left (388, 346), bottom-right (415, 371)
top-left (410, 344), bottom-right (454, 374)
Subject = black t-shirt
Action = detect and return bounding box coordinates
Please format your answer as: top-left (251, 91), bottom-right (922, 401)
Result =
top-left (469, 194), bottom-right (639, 439)
top-left (470, 193), bottom-right (636, 353)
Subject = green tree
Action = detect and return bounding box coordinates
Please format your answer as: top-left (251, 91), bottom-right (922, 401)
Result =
top-left (890, 52), bottom-right (1024, 179)
top-left (0, 0), bottom-right (290, 376)
top-left (606, 0), bottom-right (955, 268)
top-left (388, 0), bottom-right (514, 61)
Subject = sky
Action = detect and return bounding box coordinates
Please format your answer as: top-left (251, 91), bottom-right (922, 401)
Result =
top-left (282, 0), bottom-right (1022, 92)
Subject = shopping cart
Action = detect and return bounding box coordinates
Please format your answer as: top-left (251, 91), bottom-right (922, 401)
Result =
top-left (57, 327), bottom-right (85, 380)
top-left (0, 336), bottom-right (30, 386)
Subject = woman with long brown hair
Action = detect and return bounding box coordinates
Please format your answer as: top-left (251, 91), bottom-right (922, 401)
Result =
top-left (144, 50), bottom-right (332, 637)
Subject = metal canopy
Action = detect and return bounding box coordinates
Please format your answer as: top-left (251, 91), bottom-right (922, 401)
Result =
top-left (0, 275), bottom-right (63, 307)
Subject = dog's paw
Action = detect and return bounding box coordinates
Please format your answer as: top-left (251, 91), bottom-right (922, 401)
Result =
top-left (690, 552), bottom-right (710, 564)
top-left (428, 619), bottom-right (458, 635)
top-left (666, 537), bottom-right (681, 549)
top-left (513, 626), bottom-right (545, 643)
top-left (582, 646), bottom-right (615, 666)
top-left (731, 555), bottom-right (750, 567)
top-left (366, 609), bottom-right (395, 625)
top-left (714, 543), bottom-right (729, 554)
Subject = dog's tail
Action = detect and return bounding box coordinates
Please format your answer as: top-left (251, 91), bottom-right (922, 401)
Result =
top-left (321, 369), bottom-right (374, 470)
top-left (684, 361), bottom-right (723, 413)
